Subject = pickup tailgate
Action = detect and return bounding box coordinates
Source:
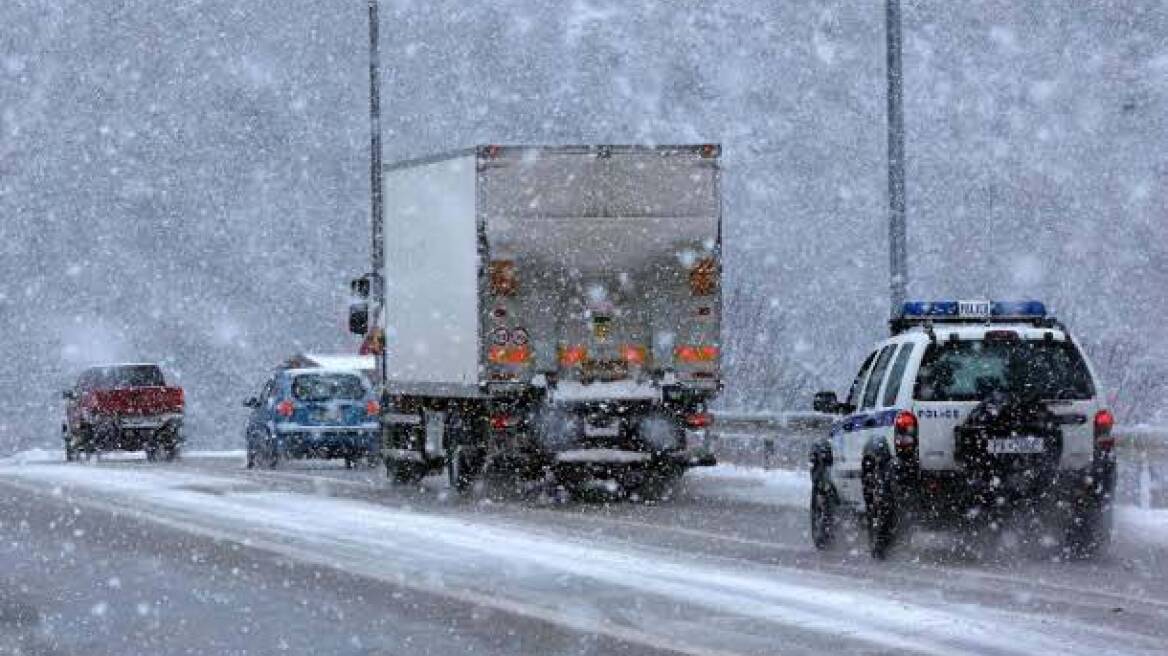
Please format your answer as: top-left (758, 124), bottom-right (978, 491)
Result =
top-left (92, 387), bottom-right (184, 416)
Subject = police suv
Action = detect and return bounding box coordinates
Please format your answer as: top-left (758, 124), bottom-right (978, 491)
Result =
top-left (810, 301), bottom-right (1116, 559)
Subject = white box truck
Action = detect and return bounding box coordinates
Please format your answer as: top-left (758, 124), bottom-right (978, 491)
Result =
top-left (349, 145), bottom-right (721, 496)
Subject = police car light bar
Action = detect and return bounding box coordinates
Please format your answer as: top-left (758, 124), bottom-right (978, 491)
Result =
top-left (891, 300), bottom-right (1050, 334)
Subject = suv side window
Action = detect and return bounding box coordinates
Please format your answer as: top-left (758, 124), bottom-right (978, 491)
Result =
top-left (861, 345), bottom-right (897, 410)
top-left (845, 351), bottom-right (878, 410)
top-left (881, 343), bottom-right (915, 407)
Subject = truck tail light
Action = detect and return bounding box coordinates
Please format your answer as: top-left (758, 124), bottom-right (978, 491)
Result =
top-left (1094, 409), bottom-right (1115, 450)
top-left (558, 345), bottom-right (587, 367)
top-left (685, 412), bottom-right (713, 428)
top-left (489, 345), bottom-right (531, 365)
top-left (699, 144), bottom-right (719, 158)
top-left (276, 400), bottom-right (295, 418)
top-left (893, 411), bottom-right (918, 453)
top-left (365, 399), bottom-right (380, 417)
top-left (675, 344), bottom-right (719, 363)
top-left (689, 257), bottom-right (718, 296)
top-left (621, 344), bottom-right (647, 365)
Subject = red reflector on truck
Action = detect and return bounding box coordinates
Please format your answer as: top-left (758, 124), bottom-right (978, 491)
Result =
top-left (676, 345), bottom-right (719, 363)
top-left (558, 345), bottom-right (587, 367)
top-left (621, 344), bottom-right (647, 365)
top-left (488, 345), bottom-right (531, 365)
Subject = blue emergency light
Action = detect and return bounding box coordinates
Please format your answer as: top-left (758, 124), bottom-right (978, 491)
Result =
top-left (892, 300), bottom-right (1050, 334)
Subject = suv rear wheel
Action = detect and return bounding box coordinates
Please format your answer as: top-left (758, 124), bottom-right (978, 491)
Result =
top-left (863, 456), bottom-right (899, 559)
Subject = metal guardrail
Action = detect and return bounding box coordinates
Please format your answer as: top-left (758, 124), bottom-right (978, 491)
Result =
top-left (709, 412), bottom-right (1168, 508)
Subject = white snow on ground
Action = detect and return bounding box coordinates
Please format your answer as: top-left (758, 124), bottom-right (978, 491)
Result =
top-left (0, 449), bottom-right (246, 465)
top-left (688, 463), bottom-right (810, 507)
top-left (0, 461), bottom-right (1159, 656)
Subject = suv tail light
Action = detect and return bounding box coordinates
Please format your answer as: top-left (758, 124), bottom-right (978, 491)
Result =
top-left (1094, 409), bottom-right (1115, 450)
top-left (365, 399), bottom-right (380, 417)
top-left (893, 411), bottom-right (918, 453)
top-left (276, 400), bottom-right (295, 418)
top-left (490, 414), bottom-right (518, 431)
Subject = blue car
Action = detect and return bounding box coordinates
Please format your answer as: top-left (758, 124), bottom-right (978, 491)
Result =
top-left (243, 368), bottom-right (380, 469)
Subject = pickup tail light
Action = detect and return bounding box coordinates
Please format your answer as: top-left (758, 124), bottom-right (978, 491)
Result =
top-left (1094, 409), bottom-right (1115, 450)
top-left (276, 400), bottom-right (295, 418)
top-left (365, 399), bottom-right (380, 417)
top-left (685, 412), bottom-right (713, 429)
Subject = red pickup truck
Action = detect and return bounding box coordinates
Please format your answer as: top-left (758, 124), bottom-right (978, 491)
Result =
top-left (63, 363), bottom-right (185, 461)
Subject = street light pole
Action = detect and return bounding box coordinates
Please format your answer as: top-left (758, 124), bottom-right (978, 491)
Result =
top-left (886, 0), bottom-right (908, 317)
top-left (367, 0), bottom-right (387, 386)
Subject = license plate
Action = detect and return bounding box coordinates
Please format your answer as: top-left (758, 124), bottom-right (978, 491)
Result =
top-left (987, 437), bottom-right (1045, 454)
top-left (584, 421), bottom-right (620, 438)
top-left (312, 408), bottom-right (341, 422)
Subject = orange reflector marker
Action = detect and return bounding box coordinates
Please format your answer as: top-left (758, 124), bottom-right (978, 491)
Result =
top-left (488, 260), bottom-right (518, 296)
top-left (689, 257), bottom-right (718, 296)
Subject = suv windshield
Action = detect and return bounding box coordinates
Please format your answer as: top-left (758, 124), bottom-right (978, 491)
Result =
top-left (291, 374), bottom-right (367, 402)
top-left (914, 338), bottom-right (1094, 402)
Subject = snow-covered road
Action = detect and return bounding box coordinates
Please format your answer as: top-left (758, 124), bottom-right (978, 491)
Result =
top-left (1, 452), bottom-right (1166, 655)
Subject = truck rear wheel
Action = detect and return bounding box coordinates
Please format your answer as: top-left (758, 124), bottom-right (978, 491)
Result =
top-left (447, 446), bottom-right (480, 494)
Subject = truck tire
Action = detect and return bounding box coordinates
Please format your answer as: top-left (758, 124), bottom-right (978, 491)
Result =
top-left (862, 456), bottom-right (898, 559)
top-left (144, 442), bottom-right (159, 462)
top-left (386, 457), bottom-right (424, 485)
top-left (447, 446), bottom-right (482, 494)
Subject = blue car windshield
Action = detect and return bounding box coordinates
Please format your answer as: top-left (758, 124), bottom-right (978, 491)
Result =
top-left (291, 374), bottom-right (366, 402)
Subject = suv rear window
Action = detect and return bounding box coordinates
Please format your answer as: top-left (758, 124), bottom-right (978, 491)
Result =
top-left (914, 339), bottom-right (1094, 402)
top-left (291, 374), bottom-right (367, 402)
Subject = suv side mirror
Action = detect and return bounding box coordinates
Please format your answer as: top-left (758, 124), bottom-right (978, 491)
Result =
top-left (813, 391), bottom-right (842, 414)
top-left (243, 397), bottom-right (261, 408)
top-left (349, 302), bottom-right (369, 335)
